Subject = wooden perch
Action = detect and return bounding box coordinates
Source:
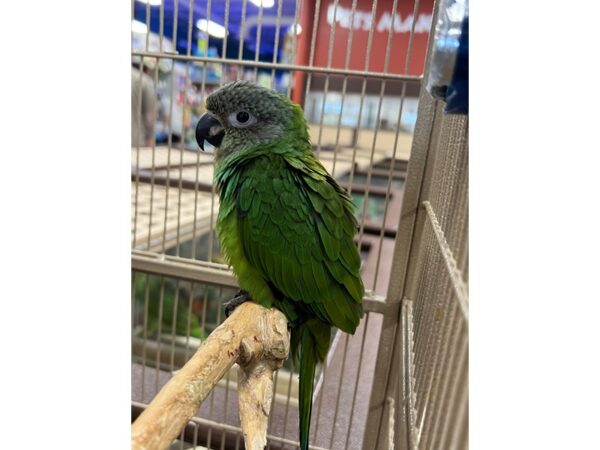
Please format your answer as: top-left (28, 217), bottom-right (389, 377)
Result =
top-left (132, 302), bottom-right (290, 450)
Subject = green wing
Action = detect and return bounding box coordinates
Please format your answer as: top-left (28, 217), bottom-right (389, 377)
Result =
top-left (236, 154), bottom-right (364, 334)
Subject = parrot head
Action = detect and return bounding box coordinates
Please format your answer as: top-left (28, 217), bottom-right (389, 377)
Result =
top-left (195, 81), bottom-right (308, 161)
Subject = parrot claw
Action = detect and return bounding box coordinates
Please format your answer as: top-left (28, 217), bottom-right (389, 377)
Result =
top-left (224, 290), bottom-right (250, 317)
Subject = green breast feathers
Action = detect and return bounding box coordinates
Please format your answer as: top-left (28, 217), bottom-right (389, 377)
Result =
top-left (215, 151), bottom-right (364, 334)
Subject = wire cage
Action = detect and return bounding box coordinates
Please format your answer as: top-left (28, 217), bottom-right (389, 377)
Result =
top-left (130, 0), bottom-right (468, 449)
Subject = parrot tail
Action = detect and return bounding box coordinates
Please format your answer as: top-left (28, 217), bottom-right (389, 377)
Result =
top-left (297, 319), bottom-right (331, 450)
top-left (299, 329), bottom-right (317, 450)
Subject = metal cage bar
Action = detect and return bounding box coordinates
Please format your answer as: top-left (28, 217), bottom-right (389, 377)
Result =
top-left (131, 50), bottom-right (423, 82)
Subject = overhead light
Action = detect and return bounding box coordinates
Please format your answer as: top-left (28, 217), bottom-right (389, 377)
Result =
top-left (249, 0), bottom-right (275, 7)
top-left (290, 24), bottom-right (302, 35)
top-left (136, 0), bottom-right (162, 5)
top-left (131, 19), bottom-right (148, 34)
top-left (196, 19), bottom-right (227, 39)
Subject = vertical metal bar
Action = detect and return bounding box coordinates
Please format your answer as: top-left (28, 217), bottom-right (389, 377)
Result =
top-left (345, 0), bottom-right (380, 198)
top-left (183, 281), bottom-right (196, 362)
top-left (131, 271), bottom-right (138, 331)
top-left (286, 0), bottom-right (301, 99)
top-left (355, 78), bottom-right (388, 253)
top-left (206, 427), bottom-right (213, 449)
top-left (165, 0), bottom-right (179, 98)
top-left (145, 64), bottom-right (159, 251)
top-left (144, 0), bottom-right (165, 252)
top-left (312, 330), bottom-right (334, 441)
top-left (398, 302), bottom-right (410, 450)
top-left (343, 313), bottom-right (371, 450)
top-left (131, 159), bottom-right (140, 249)
top-left (253, 2), bottom-right (265, 81)
top-left (207, 287), bottom-right (223, 419)
top-left (160, 132), bottom-right (173, 253)
top-left (330, 0), bottom-right (359, 176)
top-left (133, 0), bottom-right (152, 251)
top-left (280, 359), bottom-right (295, 442)
top-left (132, 39), bottom-right (147, 249)
top-left (158, 0), bottom-right (165, 52)
top-left (200, 286), bottom-right (211, 352)
top-left (174, 129), bottom-right (186, 256)
top-left (402, 300), bottom-right (418, 450)
top-left (205, 284), bottom-right (222, 450)
top-left (186, 2), bottom-right (194, 83)
top-left (370, 89), bottom-right (404, 288)
top-left (206, 168), bottom-right (218, 263)
top-left (238, 0), bottom-right (249, 75)
top-left (143, 0), bottom-right (151, 51)
top-left (301, 0), bottom-right (322, 112)
top-left (222, 0), bottom-right (231, 62)
top-left (169, 279), bottom-right (181, 372)
top-left (179, 427), bottom-right (185, 450)
top-left (160, 0), bottom-right (180, 254)
top-left (140, 273), bottom-right (151, 403)
top-left (190, 149), bottom-right (202, 261)
top-left (174, 0), bottom-right (196, 256)
top-left (328, 332), bottom-right (350, 447)
top-left (218, 425), bottom-right (228, 449)
top-left (313, 0), bottom-right (340, 160)
top-left (269, 0), bottom-right (284, 89)
top-left (193, 421), bottom-right (200, 448)
top-left (155, 276), bottom-right (167, 394)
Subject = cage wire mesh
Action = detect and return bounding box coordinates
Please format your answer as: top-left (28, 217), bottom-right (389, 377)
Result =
top-left (130, 0), bottom-right (467, 449)
top-left (403, 113), bottom-right (468, 450)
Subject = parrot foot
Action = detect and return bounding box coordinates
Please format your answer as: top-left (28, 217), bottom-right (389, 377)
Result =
top-left (224, 290), bottom-right (250, 317)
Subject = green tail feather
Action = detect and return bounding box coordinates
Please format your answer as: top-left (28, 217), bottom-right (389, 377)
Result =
top-left (299, 328), bottom-right (317, 450)
top-left (297, 319), bottom-right (330, 450)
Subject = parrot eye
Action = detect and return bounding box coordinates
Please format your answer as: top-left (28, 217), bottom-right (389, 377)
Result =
top-left (228, 110), bottom-right (256, 128)
top-left (236, 111), bottom-right (249, 122)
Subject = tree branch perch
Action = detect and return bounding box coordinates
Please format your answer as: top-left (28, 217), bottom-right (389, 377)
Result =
top-left (132, 301), bottom-right (290, 450)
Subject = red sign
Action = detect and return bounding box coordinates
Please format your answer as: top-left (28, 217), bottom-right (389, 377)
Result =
top-left (312, 0), bottom-right (433, 76)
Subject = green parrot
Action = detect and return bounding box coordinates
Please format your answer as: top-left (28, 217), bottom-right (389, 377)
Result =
top-left (195, 81), bottom-right (364, 450)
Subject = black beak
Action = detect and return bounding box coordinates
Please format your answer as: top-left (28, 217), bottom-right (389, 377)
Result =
top-left (195, 112), bottom-right (225, 151)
